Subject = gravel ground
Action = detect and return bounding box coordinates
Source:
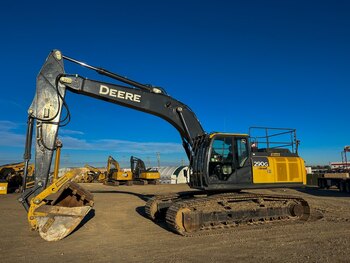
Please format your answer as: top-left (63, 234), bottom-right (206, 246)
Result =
top-left (1, 183), bottom-right (349, 263)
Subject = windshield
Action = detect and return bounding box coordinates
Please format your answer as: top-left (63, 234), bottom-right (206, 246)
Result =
top-left (209, 135), bottom-right (249, 182)
top-left (211, 137), bottom-right (233, 162)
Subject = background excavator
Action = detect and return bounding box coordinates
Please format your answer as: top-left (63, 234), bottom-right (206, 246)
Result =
top-left (130, 156), bottom-right (160, 185)
top-left (84, 164), bottom-right (106, 182)
top-left (72, 156), bottom-right (134, 185)
top-left (0, 162), bottom-right (34, 193)
top-left (20, 50), bottom-right (310, 241)
top-left (70, 166), bottom-right (95, 183)
top-left (104, 156), bottom-right (133, 185)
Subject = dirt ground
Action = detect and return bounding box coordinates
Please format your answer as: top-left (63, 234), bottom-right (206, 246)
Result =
top-left (1, 183), bottom-right (350, 263)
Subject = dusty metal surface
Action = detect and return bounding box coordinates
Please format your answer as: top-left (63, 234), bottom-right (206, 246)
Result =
top-left (36, 206), bottom-right (92, 241)
top-left (31, 181), bottom-right (94, 241)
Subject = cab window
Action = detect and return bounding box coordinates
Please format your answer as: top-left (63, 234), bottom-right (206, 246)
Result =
top-left (209, 136), bottom-right (234, 181)
top-left (211, 137), bottom-right (232, 162)
top-left (236, 138), bottom-right (248, 167)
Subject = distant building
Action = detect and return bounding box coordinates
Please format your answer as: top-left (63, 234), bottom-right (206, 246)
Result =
top-left (330, 162), bottom-right (350, 169)
top-left (158, 166), bottom-right (189, 184)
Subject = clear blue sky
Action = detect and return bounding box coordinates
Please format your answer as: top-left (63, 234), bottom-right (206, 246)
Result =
top-left (0, 0), bottom-right (349, 167)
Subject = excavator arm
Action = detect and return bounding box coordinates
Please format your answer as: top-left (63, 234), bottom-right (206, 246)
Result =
top-left (20, 50), bottom-right (205, 241)
top-left (130, 156), bottom-right (146, 177)
top-left (22, 49), bottom-right (204, 197)
top-left (107, 156), bottom-right (121, 172)
top-left (64, 52), bottom-right (204, 141)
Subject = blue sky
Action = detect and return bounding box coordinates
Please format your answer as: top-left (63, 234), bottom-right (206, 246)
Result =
top-left (0, 0), bottom-right (349, 167)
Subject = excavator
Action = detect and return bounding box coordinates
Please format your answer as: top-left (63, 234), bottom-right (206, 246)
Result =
top-left (71, 167), bottom-right (95, 183)
top-left (104, 156), bottom-right (133, 185)
top-left (130, 156), bottom-right (160, 184)
top-left (0, 162), bottom-right (34, 192)
top-left (20, 50), bottom-right (310, 241)
top-left (84, 164), bottom-right (106, 182)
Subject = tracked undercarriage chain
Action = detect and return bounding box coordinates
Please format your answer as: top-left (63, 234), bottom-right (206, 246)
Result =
top-left (164, 192), bottom-right (310, 236)
top-left (145, 191), bottom-right (207, 221)
top-left (145, 193), bottom-right (180, 221)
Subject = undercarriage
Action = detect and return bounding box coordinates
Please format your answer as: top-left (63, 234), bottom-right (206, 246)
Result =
top-left (146, 191), bottom-right (310, 236)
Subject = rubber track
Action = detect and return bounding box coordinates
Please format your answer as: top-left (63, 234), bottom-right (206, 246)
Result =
top-left (165, 192), bottom-right (310, 237)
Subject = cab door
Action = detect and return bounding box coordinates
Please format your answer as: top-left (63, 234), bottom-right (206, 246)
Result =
top-left (208, 135), bottom-right (251, 184)
top-left (234, 137), bottom-right (252, 184)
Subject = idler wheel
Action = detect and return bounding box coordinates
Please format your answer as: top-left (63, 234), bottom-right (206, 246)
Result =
top-left (289, 203), bottom-right (304, 217)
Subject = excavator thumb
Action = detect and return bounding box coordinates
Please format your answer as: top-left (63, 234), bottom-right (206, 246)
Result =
top-left (27, 170), bottom-right (94, 241)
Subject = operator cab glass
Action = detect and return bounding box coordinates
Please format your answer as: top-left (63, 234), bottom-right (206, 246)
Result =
top-left (208, 135), bottom-right (249, 182)
top-left (189, 133), bottom-right (252, 190)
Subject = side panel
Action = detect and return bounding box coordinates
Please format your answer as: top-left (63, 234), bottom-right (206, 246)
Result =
top-left (112, 171), bottom-right (133, 181)
top-left (252, 156), bottom-right (306, 185)
top-left (0, 182), bottom-right (8, 194)
top-left (140, 172), bottom-right (160, 180)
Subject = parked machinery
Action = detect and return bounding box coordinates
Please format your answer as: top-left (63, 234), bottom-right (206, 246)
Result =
top-left (71, 168), bottom-right (95, 183)
top-left (317, 146), bottom-right (350, 193)
top-left (104, 156), bottom-right (133, 186)
top-left (84, 164), bottom-right (106, 182)
top-left (72, 164), bottom-right (106, 183)
top-left (20, 50), bottom-right (310, 241)
top-left (0, 162), bottom-right (34, 192)
top-left (130, 156), bottom-right (160, 185)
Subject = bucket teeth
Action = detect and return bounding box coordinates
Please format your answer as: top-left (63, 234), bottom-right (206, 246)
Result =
top-left (49, 181), bottom-right (94, 207)
top-left (31, 181), bottom-right (94, 241)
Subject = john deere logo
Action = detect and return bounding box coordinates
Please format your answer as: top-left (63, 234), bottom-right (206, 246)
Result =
top-left (99, 85), bottom-right (141, 103)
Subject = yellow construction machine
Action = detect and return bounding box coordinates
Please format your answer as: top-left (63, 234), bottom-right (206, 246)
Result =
top-left (0, 162), bottom-right (34, 192)
top-left (72, 164), bottom-right (106, 183)
top-left (130, 156), bottom-right (160, 184)
top-left (71, 167), bottom-right (95, 183)
top-left (70, 163), bottom-right (106, 183)
top-left (84, 164), bottom-right (106, 182)
top-left (104, 156), bottom-right (133, 186)
top-left (20, 50), bottom-right (310, 241)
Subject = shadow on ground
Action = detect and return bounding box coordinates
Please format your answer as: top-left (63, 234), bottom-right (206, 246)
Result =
top-left (135, 205), bottom-right (174, 233)
top-left (91, 189), bottom-right (173, 233)
top-left (90, 190), bottom-right (155, 202)
top-left (298, 187), bottom-right (350, 197)
top-left (71, 209), bottom-right (96, 235)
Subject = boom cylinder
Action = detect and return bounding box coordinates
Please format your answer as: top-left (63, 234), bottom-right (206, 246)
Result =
top-left (22, 116), bottom-right (34, 192)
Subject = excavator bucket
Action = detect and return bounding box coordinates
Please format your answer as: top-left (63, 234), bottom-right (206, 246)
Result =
top-left (28, 173), bottom-right (94, 241)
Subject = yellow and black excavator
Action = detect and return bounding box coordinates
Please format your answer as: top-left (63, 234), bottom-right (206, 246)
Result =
top-left (84, 164), bottom-right (106, 182)
top-left (104, 156), bottom-right (133, 185)
top-left (0, 162), bottom-right (34, 192)
top-left (20, 50), bottom-right (310, 241)
top-left (130, 156), bottom-right (160, 185)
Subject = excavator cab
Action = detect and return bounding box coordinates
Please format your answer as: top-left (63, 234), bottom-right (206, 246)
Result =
top-left (208, 134), bottom-right (251, 182)
top-left (190, 128), bottom-right (306, 191)
top-left (190, 133), bottom-right (252, 190)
